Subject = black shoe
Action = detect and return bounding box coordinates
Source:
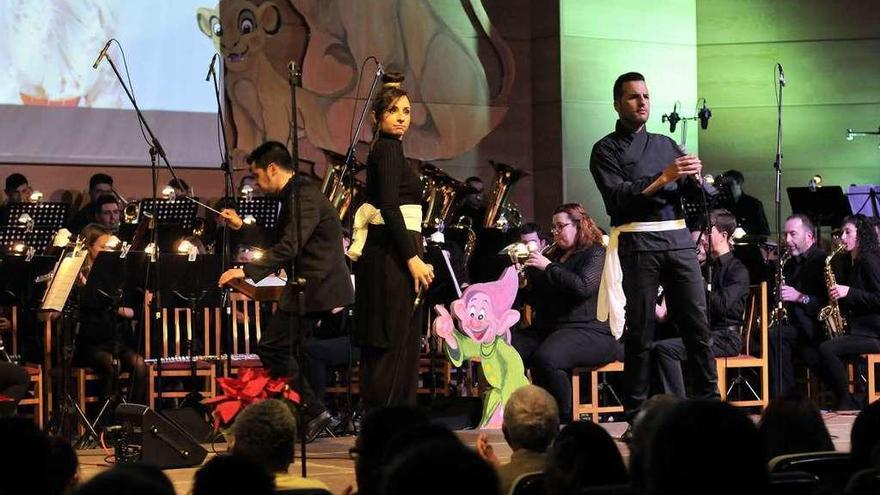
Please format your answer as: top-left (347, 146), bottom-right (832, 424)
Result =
top-left (303, 410), bottom-right (332, 444)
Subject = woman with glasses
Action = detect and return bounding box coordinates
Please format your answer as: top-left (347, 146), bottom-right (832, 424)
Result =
top-left (818, 214), bottom-right (880, 410)
top-left (513, 203), bottom-right (622, 422)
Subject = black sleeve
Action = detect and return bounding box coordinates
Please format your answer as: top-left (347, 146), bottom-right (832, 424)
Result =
top-left (589, 141), bottom-right (662, 216)
top-left (373, 140), bottom-right (417, 260)
top-left (708, 261), bottom-right (750, 317)
top-left (544, 247), bottom-right (604, 300)
top-left (845, 255), bottom-right (880, 312)
top-left (243, 185), bottom-right (320, 282)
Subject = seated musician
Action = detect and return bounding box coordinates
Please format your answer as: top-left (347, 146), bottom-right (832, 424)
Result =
top-left (769, 214), bottom-right (827, 399)
top-left (652, 209), bottom-right (749, 398)
top-left (69, 173), bottom-right (114, 233)
top-left (94, 195), bottom-right (121, 231)
top-left (74, 224), bottom-right (147, 407)
top-left (512, 203), bottom-right (621, 423)
top-left (818, 214), bottom-right (880, 410)
top-left (1, 173), bottom-right (32, 224)
top-left (0, 315), bottom-right (30, 418)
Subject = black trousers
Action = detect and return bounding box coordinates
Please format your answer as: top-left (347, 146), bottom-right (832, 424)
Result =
top-left (359, 313), bottom-right (422, 412)
top-left (818, 332), bottom-right (880, 410)
top-left (305, 336), bottom-right (360, 402)
top-left (620, 248), bottom-right (719, 413)
top-left (75, 343), bottom-right (147, 405)
top-left (258, 311), bottom-right (325, 418)
top-left (653, 327), bottom-right (741, 398)
top-left (0, 361), bottom-right (29, 417)
top-left (768, 323), bottom-right (823, 399)
top-left (512, 325), bottom-right (622, 422)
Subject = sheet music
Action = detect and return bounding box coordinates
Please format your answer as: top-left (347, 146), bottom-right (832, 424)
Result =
top-left (244, 274), bottom-right (287, 287)
top-left (41, 250), bottom-right (87, 312)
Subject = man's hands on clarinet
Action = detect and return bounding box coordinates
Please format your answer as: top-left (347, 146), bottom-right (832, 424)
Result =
top-left (219, 208), bottom-right (244, 230)
top-left (643, 154), bottom-right (703, 196)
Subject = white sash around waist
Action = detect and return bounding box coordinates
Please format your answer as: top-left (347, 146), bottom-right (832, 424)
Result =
top-left (347, 203), bottom-right (422, 261)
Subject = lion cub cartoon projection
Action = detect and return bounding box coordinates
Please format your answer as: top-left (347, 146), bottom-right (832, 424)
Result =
top-left (432, 266), bottom-right (529, 428)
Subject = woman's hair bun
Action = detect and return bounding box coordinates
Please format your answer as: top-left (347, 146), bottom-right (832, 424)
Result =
top-left (381, 71), bottom-right (405, 87)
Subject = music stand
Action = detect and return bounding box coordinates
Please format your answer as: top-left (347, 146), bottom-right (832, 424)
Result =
top-left (847, 184), bottom-right (880, 218)
top-left (235, 198), bottom-right (283, 230)
top-left (2, 202), bottom-right (68, 229)
top-left (138, 199), bottom-right (199, 229)
top-left (787, 186), bottom-right (852, 229)
top-left (156, 253), bottom-right (222, 409)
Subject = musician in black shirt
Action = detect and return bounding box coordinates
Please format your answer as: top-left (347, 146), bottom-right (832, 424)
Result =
top-left (818, 214), bottom-right (880, 410)
top-left (652, 210), bottom-right (749, 397)
top-left (718, 170), bottom-right (770, 237)
top-left (769, 214), bottom-right (828, 398)
top-left (590, 72), bottom-right (719, 419)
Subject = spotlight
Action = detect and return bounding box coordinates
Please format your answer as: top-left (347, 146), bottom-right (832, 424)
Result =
top-left (177, 239), bottom-right (194, 254)
top-left (240, 185), bottom-right (254, 201)
top-left (11, 242), bottom-right (27, 254)
top-left (732, 227), bottom-right (747, 241)
top-left (845, 129), bottom-right (854, 141)
top-left (243, 214), bottom-right (256, 225)
top-left (703, 174), bottom-right (715, 186)
top-left (808, 175), bottom-right (822, 192)
top-left (52, 228), bottom-right (73, 248)
top-left (145, 242), bottom-right (157, 256)
top-left (161, 185), bottom-right (176, 200)
top-left (251, 248), bottom-right (264, 260)
top-left (106, 235), bottom-right (121, 250)
top-left (29, 191), bottom-right (44, 203)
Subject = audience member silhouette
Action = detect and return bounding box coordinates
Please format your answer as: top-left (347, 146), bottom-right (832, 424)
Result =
top-left (0, 416), bottom-right (50, 495)
top-left (851, 400), bottom-right (880, 471)
top-left (75, 464), bottom-right (175, 495)
top-left (544, 420), bottom-right (628, 495)
top-left (381, 439), bottom-right (499, 495)
top-left (191, 454), bottom-right (275, 495)
top-left (48, 436), bottom-right (79, 495)
top-left (758, 398), bottom-right (835, 463)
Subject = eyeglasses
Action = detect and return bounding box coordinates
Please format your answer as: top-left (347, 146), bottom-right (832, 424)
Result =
top-left (550, 222), bottom-right (573, 234)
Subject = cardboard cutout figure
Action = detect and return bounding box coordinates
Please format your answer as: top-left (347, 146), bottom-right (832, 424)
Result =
top-left (433, 266), bottom-right (528, 428)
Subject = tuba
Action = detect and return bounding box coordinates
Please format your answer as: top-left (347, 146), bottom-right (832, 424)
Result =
top-left (818, 242), bottom-right (848, 339)
top-left (483, 160), bottom-right (528, 229)
top-left (321, 159), bottom-right (366, 220)
top-left (419, 163), bottom-right (470, 230)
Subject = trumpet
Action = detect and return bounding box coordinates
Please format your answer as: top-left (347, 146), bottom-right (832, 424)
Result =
top-left (503, 241), bottom-right (556, 287)
top-left (112, 187), bottom-right (141, 224)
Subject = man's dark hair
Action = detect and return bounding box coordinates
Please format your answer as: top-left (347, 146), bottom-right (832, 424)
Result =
top-left (192, 454), bottom-right (274, 495)
top-left (356, 406), bottom-right (428, 495)
top-left (521, 222), bottom-right (543, 237)
top-left (5, 173), bottom-right (28, 192)
top-left (722, 169), bottom-right (745, 185)
top-left (96, 194), bottom-right (119, 210)
top-left (248, 141), bottom-right (293, 171)
top-left (786, 213), bottom-right (815, 234)
top-left (710, 209), bottom-right (737, 238)
top-left (77, 464), bottom-right (175, 495)
top-left (613, 72), bottom-right (645, 101)
top-left (231, 399), bottom-right (296, 473)
top-left (89, 173), bottom-right (113, 191)
top-left (382, 439), bottom-right (499, 495)
top-left (758, 398), bottom-right (834, 463)
top-left (0, 417), bottom-right (50, 494)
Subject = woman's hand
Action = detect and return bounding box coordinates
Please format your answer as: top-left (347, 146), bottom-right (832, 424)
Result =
top-left (524, 251), bottom-right (552, 271)
top-left (117, 307), bottom-right (135, 319)
top-left (830, 284), bottom-right (850, 301)
top-left (407, 256), bottom-right (434, 293)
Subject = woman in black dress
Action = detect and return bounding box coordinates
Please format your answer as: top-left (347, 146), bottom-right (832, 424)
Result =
top-left (354, 73), bottom-right (434, 410)
top-left (818, 214), bottom-right (880, 410)
top-left (513, 203), bottom-right (622, 422)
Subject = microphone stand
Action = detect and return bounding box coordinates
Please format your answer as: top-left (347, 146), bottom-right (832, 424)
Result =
top-left (208, 54), bottom-right (236, 377)
top-left (772, 64), bottom-right (785, 397)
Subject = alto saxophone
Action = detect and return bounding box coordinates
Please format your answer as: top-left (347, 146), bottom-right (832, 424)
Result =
top-left (769, 249), bottom-right (791, 327)
top-left (818, 243), bottom-right (848, 338)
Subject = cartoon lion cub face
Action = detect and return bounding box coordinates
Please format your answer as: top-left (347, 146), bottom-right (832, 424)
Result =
top-left (197, 1), bottom-right (282, 73)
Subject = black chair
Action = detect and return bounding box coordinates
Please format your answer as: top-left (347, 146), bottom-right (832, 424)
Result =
top-left (769, 471), bottom-right (821, 495)
top-left (579, 483), bottom-right (636, 495)
top-left (845, 468), bottom-right (880, 495)
top-left (769, 451), bottom-right (853, 495)
top-left (511, 472), bottom-right (544, 495)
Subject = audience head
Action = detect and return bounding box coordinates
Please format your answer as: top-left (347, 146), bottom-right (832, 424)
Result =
top-left (544, 421), bottom-right (628, 495)
top-left (758, 398), bottom-right (834, 463)
top-left (851, 400), bottom-right (880, 470)
top-left (95, 195), bottom-right (120, 229)
top-left (0, 417), bottom-right (50, 495)
top-left (551, 203), bottom-right (604, 253)
top-left (48, 435), bottom-right (79, 495)
top-left (354, 406), bottom-right (428, 495)
top-left (231, 399), bottom-right (297, 473)
top-left (381, 439), bottom-right (498, 495)
top-left (247, 141), bottom-right (294, 194)
top-left (784, 214), bottom-right (817, 256)
top-left (841, 214), bottom-right (879, 258)
top-left (629, 394), bottom-right (684, 493)
top-left (88, 173), bottom-right (114, 203)
top-left (646, 400), bottom-right (767, 495)
top-left (520, 222), bottom-right (549, 252)
top-left (4, 173), bottom-right (30, 203)
top-left (191, 454), bottom-right (274, 495)
top-left (76, 464), bottom-right (175, 495)
top-left (502, 385), bottom-right (559, 453)
top-left (381, 422), bottom-right (461, 466)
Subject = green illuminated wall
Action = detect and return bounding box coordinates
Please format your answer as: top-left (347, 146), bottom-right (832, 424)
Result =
top-left (560, 0), bottom-right (699, 229)
top-left (696, 0), bottom-right (880, 228)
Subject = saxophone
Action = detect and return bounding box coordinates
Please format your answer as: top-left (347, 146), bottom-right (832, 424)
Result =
top-left (769, 249), bottom-right (791, 327)
top-left (818, 243), bottom-right (848, 338)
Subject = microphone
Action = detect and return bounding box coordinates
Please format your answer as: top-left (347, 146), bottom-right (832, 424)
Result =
top-left (698, 100), bottom-right (712, 130)
top-left (777, 63), bottom-right (786, 87)
top-left (92, 40), bottom-right (112, 69)
top-left (205, 53), bottom-right (218, 82)
top-left (413, 287), bottom-right (424, 312)
top-left (376, 62), bottom-right (385, 77)
top-left (662, 103), bottom-right (681, 133)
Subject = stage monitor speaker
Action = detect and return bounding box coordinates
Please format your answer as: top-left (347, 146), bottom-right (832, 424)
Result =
top-left (160, 407), bottom-right (216, 443)
top-left (114, 403), bottom-right (208, 469)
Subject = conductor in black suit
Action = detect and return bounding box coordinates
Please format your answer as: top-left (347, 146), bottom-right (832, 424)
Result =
top-left (219, 141), bottom-right (355, 434)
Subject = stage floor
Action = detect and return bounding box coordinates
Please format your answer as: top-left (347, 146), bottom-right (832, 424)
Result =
top-left (76, 411), bottom-right (860, 494)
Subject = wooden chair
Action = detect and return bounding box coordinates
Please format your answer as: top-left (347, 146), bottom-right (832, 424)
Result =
top-left (220, 293), bottom-right (265, 376)
top-left (716, 282), bottom-right (769, 409)
top-left (144, 304), bottom-right (217, 409)
top-left (571, 360), bottom-right (625, 423)
top-left (4, 306), bottom-right (44, 427)
top-left (859, 353), bottom-right (880, 405)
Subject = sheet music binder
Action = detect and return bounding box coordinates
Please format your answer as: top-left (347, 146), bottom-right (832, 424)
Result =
top-left (41, 250), bottom-right (87, 312)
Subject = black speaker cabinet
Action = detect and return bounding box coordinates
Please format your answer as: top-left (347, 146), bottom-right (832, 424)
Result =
top-left (114, 403), bottom-right (208, 469)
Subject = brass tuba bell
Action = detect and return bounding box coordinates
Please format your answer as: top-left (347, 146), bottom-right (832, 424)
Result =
top-left (483, 160), bottom-right (528, 229)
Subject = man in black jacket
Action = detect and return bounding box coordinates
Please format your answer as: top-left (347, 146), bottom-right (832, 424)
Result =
top-left (653, 209), bottom-right (750, 397)
top-left (769, 214), bottom-right (828, 398)
top-left (219, 141), bottom-right (354, 433)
